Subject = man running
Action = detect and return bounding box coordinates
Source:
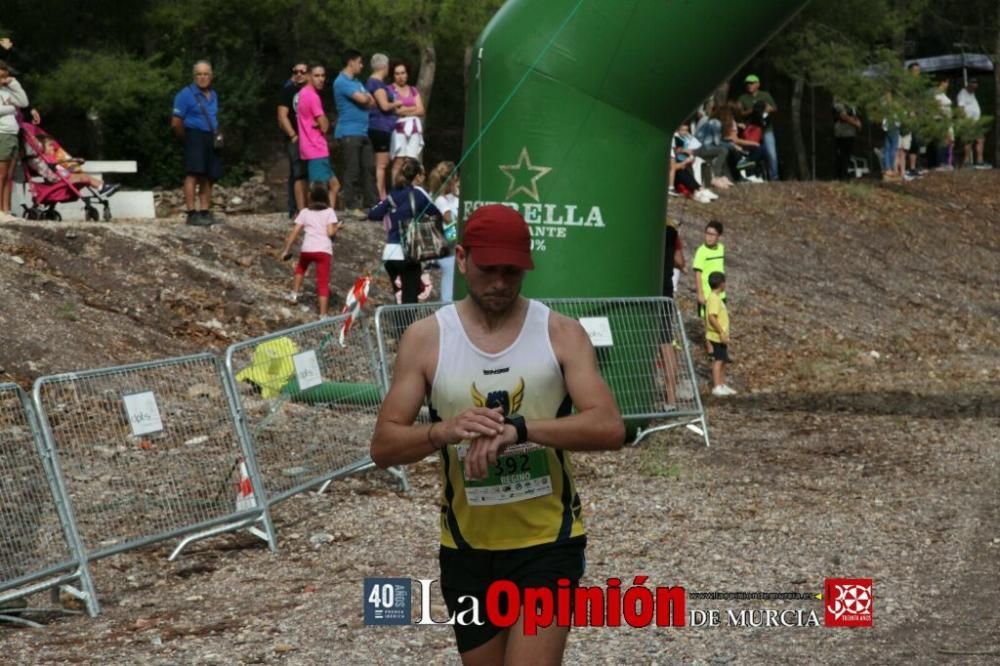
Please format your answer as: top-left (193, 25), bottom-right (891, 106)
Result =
top-left (371, 204), bottom-right (625, 665)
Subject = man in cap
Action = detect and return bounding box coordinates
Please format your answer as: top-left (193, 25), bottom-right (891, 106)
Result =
top-left (738, 74), bottom-right (779, 180)
top-left (371, 204), bottom-right (624, 664)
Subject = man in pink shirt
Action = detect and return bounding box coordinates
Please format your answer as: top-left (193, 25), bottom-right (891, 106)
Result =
top-left (297, 64), bottom-right (340, 208)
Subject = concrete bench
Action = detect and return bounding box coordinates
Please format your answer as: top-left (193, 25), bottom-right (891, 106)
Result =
top-left (12, 160), bottom-right (157, 220)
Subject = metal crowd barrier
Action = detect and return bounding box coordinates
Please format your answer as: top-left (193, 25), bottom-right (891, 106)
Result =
top-left (374, 297), bottom-right (709, 446)
top-left (224, 313), bottom-right (407, 503)
top-left (0, 384), bottom-right (99, 618)
top-left (32, 353), bottom-right (276, 566)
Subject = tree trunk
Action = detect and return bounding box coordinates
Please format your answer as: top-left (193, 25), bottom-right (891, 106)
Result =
top-left (416, 40), bottom-right (437, 131)
top-left (791, 76), bottom-right (809, 180)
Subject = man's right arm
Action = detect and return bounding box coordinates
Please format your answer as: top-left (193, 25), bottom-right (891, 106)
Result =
top-left (350, 81), bottom-right (374, 107)
top-left (316, 112), bottom-right (330, 135)
top-left (277, 105), bottom-right (296, 140)
top-left (707, 310), bottom-right (721, 335)
top-left (171, 91), bottom-right (186, 138)
top-left (692, 249), bottom-right (705, 302)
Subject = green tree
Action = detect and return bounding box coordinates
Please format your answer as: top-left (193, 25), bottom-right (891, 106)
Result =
top-left (34, 52), bottom-right (183, 186)
top-left (767, 0), bottom-right (933, 178)
top-left (313, 0), bottom-right (502, 127)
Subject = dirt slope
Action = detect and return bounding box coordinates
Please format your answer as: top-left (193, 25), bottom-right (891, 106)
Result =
top-left (1, 172), bottom-right (998, 664)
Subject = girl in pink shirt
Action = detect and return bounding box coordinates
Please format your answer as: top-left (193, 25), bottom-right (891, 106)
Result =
top-left (279, 182), bottom-right (341, 317)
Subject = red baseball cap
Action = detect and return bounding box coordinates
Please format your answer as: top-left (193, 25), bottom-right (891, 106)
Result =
top-left (461, 204), bottom-right (534, 269)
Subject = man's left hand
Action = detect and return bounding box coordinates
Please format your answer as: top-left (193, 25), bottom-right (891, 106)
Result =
top-left (463, 425), bottom-right (517, 480)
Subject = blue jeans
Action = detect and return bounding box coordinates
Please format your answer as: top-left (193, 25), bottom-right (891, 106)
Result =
top-left (883, 130), bottom-right (899, 172)
top-left (763, 129), bottom-right (778, 180)
top-left (695, 119), bottom-right (722, 147)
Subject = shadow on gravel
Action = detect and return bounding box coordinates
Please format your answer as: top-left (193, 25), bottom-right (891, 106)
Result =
top-left (729, 391), bottom-right (999, 419)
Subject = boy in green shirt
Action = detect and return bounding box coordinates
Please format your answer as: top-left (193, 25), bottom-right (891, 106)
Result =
top-left (706, 272), bottom-right (735, 397)
top-left (692, 220), bottom-right (725, 352)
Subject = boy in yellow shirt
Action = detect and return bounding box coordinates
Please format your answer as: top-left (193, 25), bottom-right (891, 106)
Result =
top-left (706, 272), bottom-right (736, 396)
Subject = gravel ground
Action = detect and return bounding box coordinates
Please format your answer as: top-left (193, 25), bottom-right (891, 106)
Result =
top-left (1, 173), bottom-right (998, 664)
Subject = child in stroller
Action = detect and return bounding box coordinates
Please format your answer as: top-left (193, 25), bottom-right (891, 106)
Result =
top-left (18, 119), bottom-right (119, 221)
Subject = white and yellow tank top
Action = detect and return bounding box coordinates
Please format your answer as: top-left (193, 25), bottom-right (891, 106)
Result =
top-left (430, 300), bottom-right (585, 550)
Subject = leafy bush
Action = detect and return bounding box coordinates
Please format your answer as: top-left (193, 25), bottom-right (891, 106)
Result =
top-left (34, 51), bottom-right (266, 187)
top-left (35, 51), bottom-right (182, 187)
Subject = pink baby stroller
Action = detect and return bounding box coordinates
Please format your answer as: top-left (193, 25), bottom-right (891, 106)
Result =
top-left (18, 119), bottom-right (118, 221)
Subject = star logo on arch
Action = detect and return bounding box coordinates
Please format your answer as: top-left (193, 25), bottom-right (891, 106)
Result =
top-left (499, 147), bottom-right (552, 202)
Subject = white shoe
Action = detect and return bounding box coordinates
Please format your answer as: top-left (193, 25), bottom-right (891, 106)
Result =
top-left (287, 291), bottom-right (298, 304)
top-left (711, 385), bottom-right (728, 397)
top-left (701, 188), bottom-right (719, 200)
top-left (693, 190), bottom-right (713, 204)
top-left (744, 175), bottom-right (765, 183)
top-left (720, 385), bottom-right (737, 396)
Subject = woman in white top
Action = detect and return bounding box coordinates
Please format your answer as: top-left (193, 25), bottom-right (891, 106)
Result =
top-left (0, 60), bottom-right (29, 219)
top-left (427, 161), bottom-right (460, 301)
top-left (389, 61), bottom-right (425, 179)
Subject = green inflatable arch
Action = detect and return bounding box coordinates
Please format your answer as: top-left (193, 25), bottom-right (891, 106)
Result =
top-left (455, 0), bottom-right (808, 299)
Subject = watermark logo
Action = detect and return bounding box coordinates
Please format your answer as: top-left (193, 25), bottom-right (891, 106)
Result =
top-left (824, 578), bottom-right (873, 627)
top-left (363, 577), bottom-right (412, 626)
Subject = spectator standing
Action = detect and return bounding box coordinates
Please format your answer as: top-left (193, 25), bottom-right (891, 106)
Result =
top-left (664, 217), bottom-right (686, 298)
top-left (389, 61), bottom-right (425, 180)
top-left (692, 221), bottom-right (726, 355)
top-left (297, 64), bottom-right (340, 209)
top-left (905, 62), bottom-right (925, 178)
top-left (171, 60), bottom-right (223, 226)
top-left (277, 61), bottom-right (309, 217)
top-left (279, 182), bottom-right (341, 318)
top-left (333, 49), bottom-right (377, 217)
top-left (880, 91), bottom-right (902, 180)
top-left (0, 59), bottom-right (28, 221)
top-left (706, 272), bottom-right (736, 397)
top-left (427, 160), bottom-right (460, 301)
top-left (367, 53), bottom-right (400, 201)
top-left (368, 157), bottom-right (440, 304)
top-left (738, 74), bottom-right (779, 180)
top-left (0, 38), bottom-right (39, 125)
top-left (956, 78), bottom-right (989, 168)
top-left (833, 100), bottom-right (862, 180)
top-left (658, 217), bottom-right (687, 407)
top-left (931, 78), bottom-right (953, 169)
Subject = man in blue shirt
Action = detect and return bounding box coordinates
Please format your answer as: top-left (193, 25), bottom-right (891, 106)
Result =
top-left (171, 60), bottom-right (223, 226)
top-left (333, 49), bottom-right (376, 217)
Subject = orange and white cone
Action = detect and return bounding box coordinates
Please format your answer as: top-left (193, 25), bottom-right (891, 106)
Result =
top-left (235, 460), bottom-right (256, 511)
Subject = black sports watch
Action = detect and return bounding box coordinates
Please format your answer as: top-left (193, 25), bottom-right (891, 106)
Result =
top-left (503, 413), bottom-right (528, 444)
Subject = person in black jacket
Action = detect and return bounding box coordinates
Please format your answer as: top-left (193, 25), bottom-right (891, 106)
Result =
top-left (368, 157), bottom-right (441, 303)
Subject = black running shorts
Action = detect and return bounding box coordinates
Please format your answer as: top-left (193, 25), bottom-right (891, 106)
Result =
top-left (439, 536), bottom-right (587, 654)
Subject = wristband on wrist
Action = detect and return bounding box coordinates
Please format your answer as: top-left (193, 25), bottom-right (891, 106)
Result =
top-left (427, 422), bottom-right (442, 450)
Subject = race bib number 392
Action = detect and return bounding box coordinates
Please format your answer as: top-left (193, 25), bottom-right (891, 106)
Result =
top-left (460, 444), bottom-right (553, 506)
